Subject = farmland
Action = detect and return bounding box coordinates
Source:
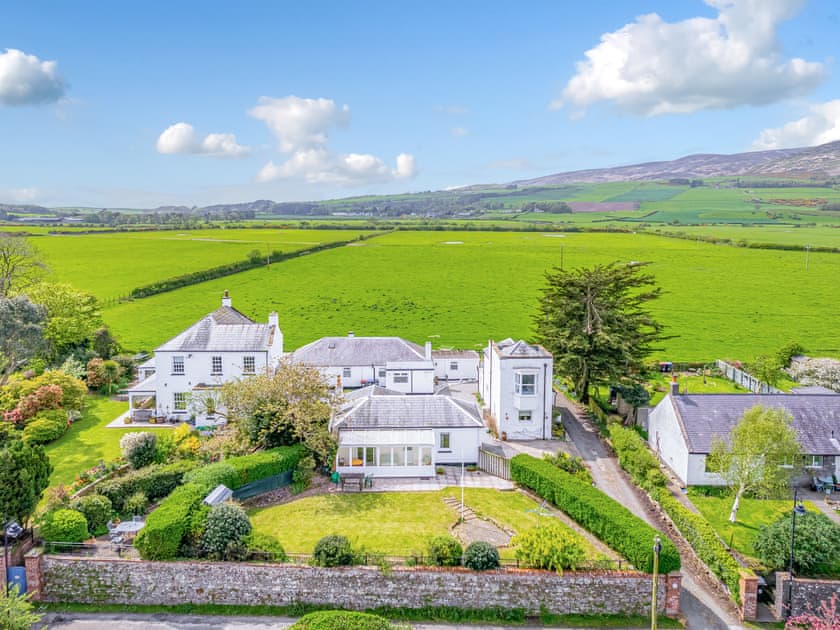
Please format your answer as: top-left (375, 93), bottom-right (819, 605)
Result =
top-left (28, 228), bottom-right (372, 301)
top-left (100, 229), bottom-right (840, 361)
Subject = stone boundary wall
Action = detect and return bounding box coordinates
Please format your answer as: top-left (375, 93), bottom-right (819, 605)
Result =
top-left (776, 572), bottom-right (840, 619)
top-left (26, 551), bottom-right (681, 617)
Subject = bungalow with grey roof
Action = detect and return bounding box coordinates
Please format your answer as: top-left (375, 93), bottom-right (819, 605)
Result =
top-left (648, 388), bottom-right (840, 486)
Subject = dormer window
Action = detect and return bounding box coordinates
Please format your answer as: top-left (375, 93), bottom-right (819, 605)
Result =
top-left (514, 372), bottom-right (536, 395)
top-left (172, 356), bottom-right (185, 375)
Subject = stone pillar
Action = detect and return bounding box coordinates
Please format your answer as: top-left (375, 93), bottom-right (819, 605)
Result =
top-left (0, 549), bottom-right (5, 589)
top-left (665, 572), bottom-right (681, 616)
top-left (739, 570), bottom-right (759, 621)
top-left (775, 571), bottom-right (788, 620)
top-left (24, 549), bottom-right (43, 600)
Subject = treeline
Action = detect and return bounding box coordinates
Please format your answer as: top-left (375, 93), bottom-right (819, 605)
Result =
top-left (733, 179), bottom-right (840, 188)
top-left (650, 228), bottom-right (840, 253)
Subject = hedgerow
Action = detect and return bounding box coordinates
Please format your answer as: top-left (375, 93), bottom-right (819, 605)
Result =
top-left (134, 482), bottom-right (206, 560)
top-left (224, 445), bottom-right (304, 486)
top-left (95, 460), bottom-right (198, 511)
top-left (510, 454), bottom-right (679, 573)
top-left (606, 423), bottom-right (744, 602)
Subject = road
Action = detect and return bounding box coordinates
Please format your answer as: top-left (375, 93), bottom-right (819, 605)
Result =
top-left (554, 393), bottom-right (745, 630)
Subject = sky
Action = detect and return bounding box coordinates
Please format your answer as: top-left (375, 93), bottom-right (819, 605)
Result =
top-left (1, 0), bottom-right (839, 208)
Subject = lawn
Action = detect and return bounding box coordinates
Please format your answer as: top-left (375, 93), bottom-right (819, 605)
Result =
top-left (688, 490), bottom-right (818, 557)
top-left (102, 230), bottom-right (840, 360)
top-left (648, 373), bottom-right (748, 405)
top-left (249, 488), bottom-right (592, 558)
top-left (43, 394), bottom-right (168, 488)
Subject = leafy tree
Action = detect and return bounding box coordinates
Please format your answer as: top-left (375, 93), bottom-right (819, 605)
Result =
top-left (24, 282), bottom-right (102, 360)
top-left (512, 520), bottom-right (587, 573)
top-left (0, 236), bottom-right (46, 298)
top-left (750, 354), bottom-right (783, 387)
top-left (101, 359), bottom-right (122, 394)
top-left (92, 325), bottom-right (120, 359)
top-left (777, 342), bottom-right (806, 369)
top-left (535, 262), bottom-right (665, 403)
top-left (0, 585), bottom-right (44, 630)
top-left (707, 405), bottom-right (802, 523)
top-left (427, 535), bottom-right (463, 566)
top-left (755, 511), bottom-right (840, 576)
top-left (0, 296), bottom-right (46, 386)
top-left (222, 358), bottom-right (340, 461)
top-left (0, 438), bottom-right (52, 525)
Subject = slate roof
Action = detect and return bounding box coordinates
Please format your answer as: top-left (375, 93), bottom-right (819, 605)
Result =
top-left (671, 394), bottom-right (840, 455)
top-left (334, 391), bottom-right (484, 430)
top-left (291, 336), bottom-right (426, 366)
top-left (433, 349), bottom-right (480, 359)
top-left (343, 385), bottom-right (404, 402)
top-left (156, 306), bottom-right (274, 353)
top-left (495, 338), bottom-right (552, 358)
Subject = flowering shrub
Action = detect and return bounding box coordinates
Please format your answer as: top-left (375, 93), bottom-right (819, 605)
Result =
top-left (16, 385), bottom-right (63, 421)
top-left (120, 432), bottom-right (158, 469)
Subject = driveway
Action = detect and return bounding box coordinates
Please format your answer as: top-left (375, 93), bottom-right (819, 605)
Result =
top-left (554, 393), bottom-right (746, 630)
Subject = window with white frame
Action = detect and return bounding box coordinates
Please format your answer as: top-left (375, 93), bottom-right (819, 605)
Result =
top-left (515, 372), bottom-right (536, 395)
top-left (243, 356), bottom-right (256, 374)
top-left (378, 368), bottom-right (386, 378)
top-left (172, 356), bottom-right (185, 375)
top-left (806, 455), bottom-right (824, 468)
top-left (393, 372), bottom-right (409, 384)
top-left (518, 410), bottom-right (532, 422)
top-left (173, 392), bottom-right (188, 411)
top-left (342, 367), bottom-right (352, 378)
top-left (211, 356), bottom-right (223, 375)
top-left (439, 432), bottom-right (451, 450)
top-left (449, 361), bottom-right (458, 371)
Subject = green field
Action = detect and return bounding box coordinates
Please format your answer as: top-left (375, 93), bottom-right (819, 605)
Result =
top-left (101, 230), bottom-right (840, 360)
top-left (29, 228), bottom-right (372, 301)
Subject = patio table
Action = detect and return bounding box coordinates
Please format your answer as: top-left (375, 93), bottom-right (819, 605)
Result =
top-left (114, 521), bottom-right (145, 534)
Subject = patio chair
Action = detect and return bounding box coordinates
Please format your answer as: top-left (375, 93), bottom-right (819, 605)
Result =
top-left (814, 476), bottom-right (826, 492)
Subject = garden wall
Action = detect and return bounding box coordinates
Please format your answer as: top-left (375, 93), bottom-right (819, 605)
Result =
top-left (26, 551), bottom-right (681, 617)
top-left (776, 572), bottom-right (840, 619)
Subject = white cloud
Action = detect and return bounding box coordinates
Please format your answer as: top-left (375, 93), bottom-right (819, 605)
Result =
top-left (250, 96), bottom-right (416, 185)
top-left (556, 0), bottom-right (824, 116)
top-left (0, 48), bottom-right (65, 106)
top-left (450, 127), bottom-right (469, 137)
top-left (156, 122), bottom-right (249, 157)
top-left (752, 100), bottom-right (840, 149)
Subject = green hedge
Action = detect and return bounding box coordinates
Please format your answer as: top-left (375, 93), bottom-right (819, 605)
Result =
top-left (22, 415), bottom-right (67, 445)
top-left (605, 425), bottom-right (745, 602)
top-left (134, 483), bottom-right (206, 560)
top-left (510, 454), bottom-right (679, 573)
top-left (95, 460), bottom-right (198, 511)
top-left (182, 463), bottom-right (240, 492)
top-left (290, 610), bottom-right (395, 630)
top-left (225, 445), bottom-right (304, 487)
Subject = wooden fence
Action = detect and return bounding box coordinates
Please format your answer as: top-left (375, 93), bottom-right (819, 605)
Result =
top-left (478, 447), bottom-right (510, 480)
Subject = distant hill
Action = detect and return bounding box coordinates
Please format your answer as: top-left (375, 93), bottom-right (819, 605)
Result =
top-left (513, 141), bottom-right (840, 186)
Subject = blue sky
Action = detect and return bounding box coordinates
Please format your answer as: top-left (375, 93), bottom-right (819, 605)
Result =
top-left (1, 0), bottom-right (839, 208)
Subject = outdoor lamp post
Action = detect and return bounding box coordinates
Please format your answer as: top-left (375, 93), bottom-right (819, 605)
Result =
top-left (651, 535), bottom-right (662, 630)
top-left (3, 520), bottom-right (22, 591)
top-left (786, 488), bottom-right (807, 619)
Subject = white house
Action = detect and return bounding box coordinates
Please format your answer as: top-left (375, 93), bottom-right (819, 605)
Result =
top-left (290, 333), bottom-right (436, 393)
top-left (479, 338), bottom-right (553, 440)
top-left (648, 387), bottom-right (840, 486)
top-left (125, 291), bottom-right (283, 426)
top-left (432, 349), bottom-right (480, 381)
top-left (331, 385), bottom-right (484, 478)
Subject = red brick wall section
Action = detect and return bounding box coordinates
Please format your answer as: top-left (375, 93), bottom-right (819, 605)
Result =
top-left (27, 551), bottom-right (683, 617)
top-left (739, 571), bottom-right (759, 621)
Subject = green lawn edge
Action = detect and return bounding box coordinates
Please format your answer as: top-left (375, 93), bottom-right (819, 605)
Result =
top-left (37, 602), bottom-right (683, 627)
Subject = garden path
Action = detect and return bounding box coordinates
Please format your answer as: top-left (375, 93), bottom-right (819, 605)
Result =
top-left (555, 392), bottom-right (745, 630)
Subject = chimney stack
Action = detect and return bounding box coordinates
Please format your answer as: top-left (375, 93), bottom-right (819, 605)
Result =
top-left (221, 290), bottom-right (232, 308)
top-left (268, 312), bottom-right (279, 328)
top-left (425, 341), bottom-right (432, 361)
top-left (670, 375), bottom-right (679, 397)
top-left (348, 331), bottom-right (354, 338)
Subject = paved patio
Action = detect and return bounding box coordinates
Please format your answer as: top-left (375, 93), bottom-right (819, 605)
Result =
top-left (363, 467), bottom-right (513, 492)
top-left (106, 410), bottom-right (177, 429)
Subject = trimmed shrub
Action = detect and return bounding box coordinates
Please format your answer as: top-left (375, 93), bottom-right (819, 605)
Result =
top-left (70, 495), bottom-right (113, 536)
top-left (510, 454), bottom-right (680, 573)
top-left (608, 424), bottom-right (667, 490)
top-left (427, 535), bottom-right (463, 567)
top-left (312, 535), bottom-right (354, 567)
top-left (290, 610), bottom-right (395, 630)
top-left (39, 508), bottom-right (89, 543)
top-left (512, 521), bottom-right (586, 574)
top-left (183, 463), bottom-right (240, 492)
top-left (95, 460), bottom-right (197, 511)
top-left (22, 415), bottom-right (66, 445)
top-left (201, 503), bottom-right (252, 559)
top-left (123, 491), bottom-right (149, 517)
top-left (225, 445), bottom-right (304, 486)
top-left (541, 451), bottom-right (592, 483)
top-left (134, 482), bottom-right (206, 560)
top-left (245, 532), bottom-right (286, 562)
top-left (462, 541), bottom-right (500, 571)
top-left (120, 432), bottom-right (158, 469)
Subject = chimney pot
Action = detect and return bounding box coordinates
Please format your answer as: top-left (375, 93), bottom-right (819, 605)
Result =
top-left (221, 290), bottom-right (232, 308)
top-left (670, 378), bottom-right (680, 397)
top-left (425, 341), bottom-right (432, 361)
top-left (268, 312), bottom-right (279, 327)
top-left (348, 331), bottom-right (354, 338)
